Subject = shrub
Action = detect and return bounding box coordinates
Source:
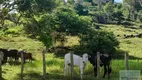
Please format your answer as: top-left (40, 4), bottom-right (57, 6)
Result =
top-left (80, 30), bottom-right (119, 54)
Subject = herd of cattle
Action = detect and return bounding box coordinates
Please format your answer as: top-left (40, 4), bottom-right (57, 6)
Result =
top-left (0, 47), bottom-right (111, 79)
top-left (0, 48), bottom-right (34, 64)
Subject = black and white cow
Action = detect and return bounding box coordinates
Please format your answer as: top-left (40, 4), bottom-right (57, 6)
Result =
top-left (88, 52), bottom-right (112, 79)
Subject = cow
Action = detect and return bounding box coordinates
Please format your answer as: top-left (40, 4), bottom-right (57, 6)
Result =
top-left (64, 52), bottom-right (89, 80)
top-left (0, 48), bottom-right (20, 63)
top-left (18, 50), bottom-right (34, 63)
top-left (88, 52), bottom-right (112, 79)
top-left (7, 49), bottom-right (19, 62)
top-left (0, 48), bottom-right (9, 63)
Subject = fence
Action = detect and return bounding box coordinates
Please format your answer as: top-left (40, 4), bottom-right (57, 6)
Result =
top-left (119, 53), bottom-right (141, 80)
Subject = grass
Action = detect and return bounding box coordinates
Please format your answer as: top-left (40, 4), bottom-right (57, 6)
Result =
top-left (1, 24), bottom-right (142, 80)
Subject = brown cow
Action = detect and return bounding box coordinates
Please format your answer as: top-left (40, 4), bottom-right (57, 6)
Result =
top-left (23, 52), bottom-right (34, 62)
top-left (18, 50), bottom-right (34, 63)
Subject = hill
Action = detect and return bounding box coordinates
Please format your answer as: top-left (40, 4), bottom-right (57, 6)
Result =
top-left (0, 24), bottom-right (142, 80)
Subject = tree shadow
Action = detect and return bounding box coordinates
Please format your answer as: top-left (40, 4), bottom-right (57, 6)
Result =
top-left (13, 71), bottom-right (81, 80)
top-left (49, 45), bottom-right (89, 59)
top-left (47, 45), bottom-right (142, 61)
top-left (0, 77), bottom-right (6, 80)
top-left (14, 71), bottom-right (43, 80)
top-left (119, 20), bottom-right (134, 26)
top-left (8, 61), bottom-right (21, 65)
top-left (46, 73), bottom-right (83, 80)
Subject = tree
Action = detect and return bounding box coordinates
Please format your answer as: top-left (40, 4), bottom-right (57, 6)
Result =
top-left (123, 0), bottom-right (142, 20)
top-left (80, 30), bottom-right (119, 54)
top-left (103, 2), bottom-right (115, 23)
top-left (112, 4), bottom-right (124, 23)
top-left (24, 14), bottom-right (58, 47)
top-left (54, 6), bottom-right (92, 46)
top-left (74, 4), bottom-right (89, 15)
top-left (18, 0), bottom-right (57, 47)
top-left (56, 7), bottom-right (91, 35)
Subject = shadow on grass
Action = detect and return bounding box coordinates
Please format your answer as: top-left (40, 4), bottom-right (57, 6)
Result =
top-left (13, 71), bottom-right (43, 80)
top-left (52, 48), bottom-right (142, 61)
top-left (47, 44), bottom-right (142, 61)
top-left (13, 71), bottom-right (82, 80)
top-left (0, 77), bottom-right (6, 80)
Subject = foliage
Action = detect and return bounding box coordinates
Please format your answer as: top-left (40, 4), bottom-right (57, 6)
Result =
top-left (89, 11), bottom-right (107, 23)
top-left (137, 10), bottom-right (142, 22)
top-left (18, 0), bottom-right (57, 13)
top-left (103, 2), bottom-right (115, 23)
top-left (74, 4), bottom-right (89, 15)
top-left (80, 30), bottom-right (119, 54)
top-left (23, 14), bottom-right (57, 47)
top-left (112, 4), bottom-right (124, 23)
top-left (55, 6), bottom-right (92, 35)
top-left (122, 6), bottom-right (130, 19)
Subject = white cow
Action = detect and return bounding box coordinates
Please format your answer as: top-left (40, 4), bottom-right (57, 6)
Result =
top-left (64, 52), bottom-right (89, 80)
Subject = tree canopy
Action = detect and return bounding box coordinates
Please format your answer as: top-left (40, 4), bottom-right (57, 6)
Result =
top-left (2, 0), bottom-right (142, 53)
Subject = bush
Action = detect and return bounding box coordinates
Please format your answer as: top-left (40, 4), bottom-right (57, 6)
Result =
top-left (80, 30), bottom-right (119, 54)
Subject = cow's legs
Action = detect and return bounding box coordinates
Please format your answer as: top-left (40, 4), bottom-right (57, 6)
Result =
top-left (103, 65), bottom-right (107, 78)
top-left (9, 57), bottom-right (13, 62)
top-left (80, 66), bottom-right (83, 80)
top-left (108, 65), bottom-right (112, 79)
top-left (93, 65), bottom-right (97, 77)
top-left (68, 65), bottom-right (71, 74)
top-left (64, 64), bottom-right (67, 76)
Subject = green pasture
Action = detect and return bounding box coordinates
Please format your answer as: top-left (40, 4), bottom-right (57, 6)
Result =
top-left (0, 24), bottom-right (142, 80)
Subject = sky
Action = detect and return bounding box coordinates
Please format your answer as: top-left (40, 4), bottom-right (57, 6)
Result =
top-left (115, 0), bottom-right (123, 3)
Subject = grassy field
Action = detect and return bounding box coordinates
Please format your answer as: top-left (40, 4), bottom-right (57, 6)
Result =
top-left (1, 24), bottom-right (142, 80)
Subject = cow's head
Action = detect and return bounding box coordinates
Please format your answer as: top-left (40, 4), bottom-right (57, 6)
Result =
top-left (82, 53), bottom-right (89, 64)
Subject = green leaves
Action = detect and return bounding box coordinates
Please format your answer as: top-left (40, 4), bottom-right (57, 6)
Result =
top-left (103, 2), bottom-right (114, 14)
top-left (81, 30), bottom-right (119, 54)
top-left (35, 0), bottom-right (57, 11)
top-left (18, 0), bottom-right (32, 12)
top-left (56, 6), bottom-right (91, 35)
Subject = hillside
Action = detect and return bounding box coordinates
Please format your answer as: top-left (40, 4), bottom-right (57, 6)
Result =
top-left (0, 24), bottom-right (142, 80)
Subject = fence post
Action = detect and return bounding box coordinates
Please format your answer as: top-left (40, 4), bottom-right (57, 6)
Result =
top-left (42, 48), bottom-right (46, 80)
top-left (21, 51), bottom-right (24, 80)
top-left (0, 51), bottom-right (4, 79)
top-left (125, 53), bottom-right (129, 70)
top-left (97, 52), bottom-right (100, 78)
top-left (70, 51), bottom-right (74, 80)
